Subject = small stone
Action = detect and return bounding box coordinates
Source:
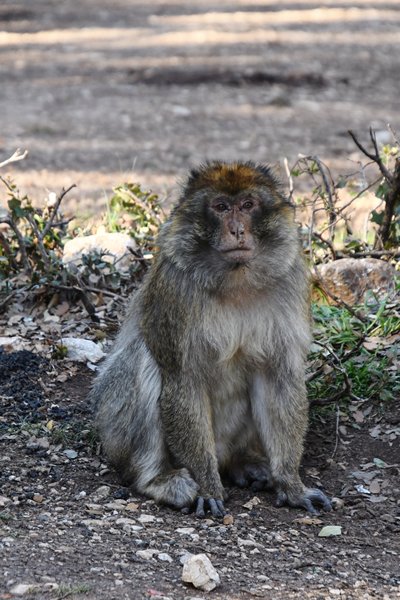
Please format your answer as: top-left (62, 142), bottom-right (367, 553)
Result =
top-left (63, 449), bottom-right (78, 460)
top-left (223, 514), bottom-right (234, 526)
top-left (9, 584), bottom-right (36, 596)
top-left (60, 337), bottom-right (105, 364)
top-left (136, 549), bottom-right (157, 560)
top-left (0, 496), bottom-right (11, 507)
top-left (126, 502), bottom-right (139, 511)
top-left (158, 553), bottom-right (173, 563)
top-left (137, 513), bottom-right (156, 524)
top-left (332, 497), bottom-right (345, 510)
top-left (92, 485), bottom-right (111, 500)
top-left (182, 553), bottom-right (220, 592)
top-left (33, 494), bottom-right (44, 504)
top-left (176, 527), bottom-right (195, 535)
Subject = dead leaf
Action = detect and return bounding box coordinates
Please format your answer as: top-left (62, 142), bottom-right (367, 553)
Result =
top-left (293, 516), bottom-right (323, 526)
top-left (242, 496), bottom-right (261, 510)
top-left (353, 410), bottom-right (364, 424)
top-left (363, 337), bottom-right (383, 351)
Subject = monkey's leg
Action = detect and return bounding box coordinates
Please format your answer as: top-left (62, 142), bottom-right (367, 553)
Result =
top-left (94, 342), bottom-right (199, 509)
top-left (250, 372), bottom-right (332, 514)
top-left (160, 378), bottom-right (226, 518)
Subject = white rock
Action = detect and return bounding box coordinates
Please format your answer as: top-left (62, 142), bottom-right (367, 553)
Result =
top-left (63, 232), bottom-right (137, 272)
top-left (92, 485), bottom-right (111, 500)
top-left (61, 337), bottom-right (105, 363)
top-left (158, 552), bottom-right (173, 562)
top-left (63, 449), bottom-right (78, 459)
top-left (9, 583), bottom-right (59, 596)
top-left (137, 514), bottom-right (156, 524)
top-left (136, 549), bottom-right (157, 560)
top-left (181, 553), bottom-right (220, 592)
top-left (176, 527), bottom-right (195, 535)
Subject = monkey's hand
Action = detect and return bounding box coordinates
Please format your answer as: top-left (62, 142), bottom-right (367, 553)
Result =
top-left (276, 486), bottom-right (332, 515)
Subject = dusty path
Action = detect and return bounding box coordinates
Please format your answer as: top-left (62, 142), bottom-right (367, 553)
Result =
top-left (1, 0), bottom-right (399, 215)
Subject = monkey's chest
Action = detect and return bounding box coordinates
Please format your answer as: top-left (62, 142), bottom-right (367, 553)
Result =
top-left (200, 303), bottom-right (273, 368)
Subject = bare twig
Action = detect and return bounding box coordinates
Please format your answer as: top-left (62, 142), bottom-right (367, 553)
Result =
top-left (0, 148), bottom-right (28, 169)
top-left (42, 184), bottom-right (76, 237)
top-left (312, 231), bottom-right (337, 260)
top-left (332, 403), bottom-right (340, 458)
top-left (25, 213), bottom-right (50, 268)
top-left (283, 157), bottom-right (294, 202)
top-left (348, 129), bottom-right (393, 183)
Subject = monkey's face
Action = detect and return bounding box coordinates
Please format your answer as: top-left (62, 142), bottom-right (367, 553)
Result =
top-left (160, 162), bottom-right (299, 286)
top-left (205, 194), bottom-right (259, 264)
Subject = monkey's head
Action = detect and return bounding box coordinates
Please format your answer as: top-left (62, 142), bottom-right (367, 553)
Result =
top-left (159, 161), bottom-right (301, 289)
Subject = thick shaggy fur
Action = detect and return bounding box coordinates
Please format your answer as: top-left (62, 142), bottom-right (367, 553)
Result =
top-left (92, 161), bottom-right (327, 513)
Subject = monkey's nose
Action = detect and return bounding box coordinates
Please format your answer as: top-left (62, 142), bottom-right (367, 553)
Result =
top-left (229, 222), bottom-right (245, 239)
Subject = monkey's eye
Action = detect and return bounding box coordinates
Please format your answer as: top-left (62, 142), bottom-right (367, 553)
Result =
top-left (241, 200), bottom-right (254, 210)
top-left (214, 202), bottom-right (229, 213)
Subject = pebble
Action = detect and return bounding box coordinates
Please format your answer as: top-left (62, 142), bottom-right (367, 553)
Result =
top-left (136, 549), bottom-right (157, 560)
top-left (176, 527), bottom-right (195, 535)
top-left (158, 553), bottom-right (173, 562)
top-left (181, 553), bottom-right (220, 592)
top-left (63, 449), bottom-right (78, 460)
top-left (92, 485), bottom-right (111, 500)
top-left (137, 514), bottom-right (156, 524)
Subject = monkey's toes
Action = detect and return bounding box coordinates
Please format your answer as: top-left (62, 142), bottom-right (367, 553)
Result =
top-left (195, 497), bottom-right (226, 519)
top-left (276, 488), bottom-right (332, 515)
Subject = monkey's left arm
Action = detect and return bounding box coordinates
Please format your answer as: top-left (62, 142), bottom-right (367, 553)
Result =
top-left (160, 376), bottom-right (226, 518)
top-left (250, 370), bottom-right (332, 514)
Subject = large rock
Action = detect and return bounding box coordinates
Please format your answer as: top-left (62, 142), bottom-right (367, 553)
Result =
top-left (63, 232), bottom-right (137, 272)
top-left (315, 258), bottom-right (396, 305)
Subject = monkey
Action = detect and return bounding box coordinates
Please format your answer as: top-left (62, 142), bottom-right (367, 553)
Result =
top-left (92, 161), bottom-right (332, 518)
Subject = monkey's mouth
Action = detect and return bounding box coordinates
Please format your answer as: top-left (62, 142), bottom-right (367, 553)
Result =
top-left (222, 248), bottom-right (253, 262)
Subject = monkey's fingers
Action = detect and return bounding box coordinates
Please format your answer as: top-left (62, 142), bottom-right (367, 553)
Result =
top-left (194, 497), bottom-right (226, 518)
top-left (276, 488), bottom-right (332, 515)
top-left (208, 498), bottom-right (226, 518)
top-left (195, 497), bottom-right (206, 518)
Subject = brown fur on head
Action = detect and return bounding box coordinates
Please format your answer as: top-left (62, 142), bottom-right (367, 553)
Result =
top-left (183, 161), bottom-right (285, 200)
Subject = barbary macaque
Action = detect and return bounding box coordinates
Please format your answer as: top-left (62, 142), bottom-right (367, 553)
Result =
top-left (92, 161), bottom-right (332, 517)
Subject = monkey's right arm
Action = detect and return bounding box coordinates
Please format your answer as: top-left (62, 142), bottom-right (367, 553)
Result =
top-left (159, 375), bottom-right (226, 518)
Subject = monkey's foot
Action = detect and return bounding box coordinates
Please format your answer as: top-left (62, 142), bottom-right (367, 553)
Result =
top-left (182, 497), bottom-right (226, 518)
top-left (276, 487), bottom-right (332, 515)
top-left (144, 468), bottom-right (199, 509)
top-left (229, 460), bottom-right (272, 492)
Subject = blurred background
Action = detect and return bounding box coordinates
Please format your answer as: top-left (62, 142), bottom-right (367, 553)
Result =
top-left (0, 0), bottom-right (399, 215)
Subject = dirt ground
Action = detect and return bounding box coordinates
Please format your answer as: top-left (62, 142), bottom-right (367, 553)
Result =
top-left (0, 348), bottom-right (399, 600)
top-left (1, 0), bottom-right (400, 216)
top-left (1, 2), bottom-right (400, 599)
